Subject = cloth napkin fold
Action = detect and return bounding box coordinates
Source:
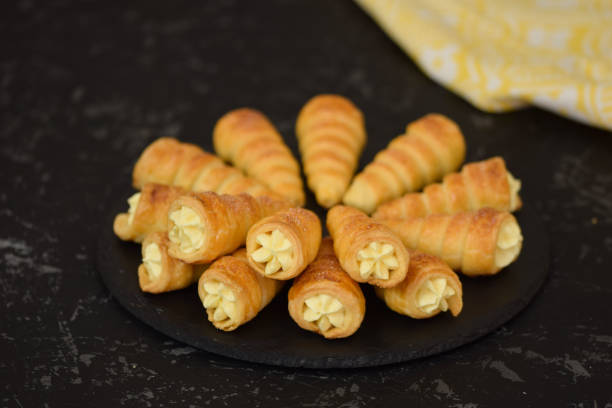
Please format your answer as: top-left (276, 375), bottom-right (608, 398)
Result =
top-left (356, 0), bottom-right (612, 130)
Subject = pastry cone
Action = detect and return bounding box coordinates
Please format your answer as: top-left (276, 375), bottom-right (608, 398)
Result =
top-left (326, 205), bottom-right (409, 288)
top-left (167, 192), bottom-right (291, 264)
top-left (296, 94), bottom-right (366, 208)
top-left (213, 108), bottom-right (305, 206)
top-left (138, 232), bottom-right (207, 294)
top-left (375, 250), bottom-right (463, 319)
top-left (132, 137), bottom-right (273, 198)
top-left (198, 249), bottom-right (284, 331)
top-left (288, 238), bottom-right (365, 339)
top-left (343, 114), bottom-right (466, 213)
top-left (246, 208), bottom-right (321, 280)
top-left (113, 183), bottom-right (186, 243)
top-left (378, 208), bottom-right (523, 276)
top-left (373, 157), bottom-right (522, 220)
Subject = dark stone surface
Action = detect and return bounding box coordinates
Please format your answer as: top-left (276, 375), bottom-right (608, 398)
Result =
top-left (98, 189), bottom-right (548, 369)
top-left (1, 0), bottom-right (611, 406)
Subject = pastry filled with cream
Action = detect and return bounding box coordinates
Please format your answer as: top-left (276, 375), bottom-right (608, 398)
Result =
top-left (137, 232), bottom-right (206, 294)
top-left (167, 192), bottom-right (291, 264)
top-left (288, 238), bottom-right (365, 339)
top-left (113, 183), bottom-right (185, 243)
top-left (246, 208), bottom-right (321, 280)
top-left (326, 205), bottom-right (409, 288)
top-left (376, 251), bottom-right (463, 319)
top-left (378, 208), bottom-right (523, 277)
top-left (198, 249), bottom-right (284, 331)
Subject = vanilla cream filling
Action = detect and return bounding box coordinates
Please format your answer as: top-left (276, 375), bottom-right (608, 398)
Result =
top-left (202, 281), bottom-right (238, 322)
top-left (250, 230), bottom-right (294, 276)
top-left (127, 192), bottom-right (141, 225)
top-left (416, 278), bottom-right (456, 314)
top-left (507, 173), bottom-right (521, 210)
top-left (495, 219), bottom-right (523, 268)
top-left (357, 241), bottom-right (399, 280)
top-left (168, 206), bottom-right (205, 254)
top-left (142, 242), bottom-right (162, 279)
top-left (303, 294), bottom-right (345, 332)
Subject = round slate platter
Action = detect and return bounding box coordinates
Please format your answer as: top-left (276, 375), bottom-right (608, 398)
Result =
top-left (97, 196), bottom-right (549, 369)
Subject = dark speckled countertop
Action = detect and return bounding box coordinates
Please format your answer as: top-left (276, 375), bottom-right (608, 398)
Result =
top-left (1, 1), bottom-right (611, 406)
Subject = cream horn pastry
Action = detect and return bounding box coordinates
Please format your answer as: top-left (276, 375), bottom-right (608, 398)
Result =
top-left (198, 249), bottom-right (284, 331)
top-left (288, 237), bottom-right (365, 339)
top-left (378, 208), bottom-right (523, 276)
top-left (167, 192), bottom-right (291, 264)
top-left (246, 208), bottom-right (321, 280)
top-left (343, 114), bottom-right (466, 213)
top-left (296, 94), bottom-right (366, 208)
top-left (113, 183), bottom-right (186, 243)
top-left (138, 232), bottom-right (207, 294)
top-left (326, 205), bottom-right (409, 288)
top-left (373, 157), bottom-right (522, 220)
top-left (375, 250), bottom-right (463, 319)
top-left (213, 108), bottom-right (305, 206)
top-left (132, 137), bottom-right (274, 198)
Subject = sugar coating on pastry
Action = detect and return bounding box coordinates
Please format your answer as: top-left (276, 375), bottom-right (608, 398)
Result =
top-left (250, 230), bottom-right (294, 276)
top-left (357, 242), bottom-right (399, 280)
top-left (143, 242), bottom-right (162, 279)
top-left (127, 192), bottom-right (141, 225)
top-left (302, 294), bottom-right (345, 333)
top-left (168, 206), bottom-right (205, 254)
top-left (495, 218), bottom-right (523, 268)
top-left (202, 280), bottom-right (238, 322)
top-left (507, 173), bottom-right (521, 210)
top-left (416, 278), bottom-right (456, 314)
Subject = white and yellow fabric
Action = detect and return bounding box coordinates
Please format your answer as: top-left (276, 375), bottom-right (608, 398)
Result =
top-left (356, 0), bottom-right (612, 130)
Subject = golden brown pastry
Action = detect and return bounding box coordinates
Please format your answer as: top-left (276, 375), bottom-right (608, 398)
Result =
top-left (288, 237), bottom-right (365, 339)
top-left (167, 192), bottom-right (291, 264)
top-left (213, 108), bottom-right (305, 206)
top-left (343, 114), bottom-right (466, 213)
top-left (296, 94), bottom-right (366, 208)
top-left (378, 208), bottom-right (523, 276)
top-left (246, 208), bottom-right (321, 280)
top-left (113, 183), bottom-right (185, 243)
top-left (373, 157), bottom-right (522, 220)
top-left (326, 205), bottom-right (409, 287)
top-left (138, 232), bottom-right (207, 294)
top-left (198, 249), bottom-right (284, 331)
top-left (132, 137), bottom-right (273, 197)
top-left (376, 250), bottom-right (463, 319)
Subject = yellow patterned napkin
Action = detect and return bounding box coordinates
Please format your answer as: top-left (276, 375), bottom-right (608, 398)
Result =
top-left (356, 0), bottom-right (612, 130)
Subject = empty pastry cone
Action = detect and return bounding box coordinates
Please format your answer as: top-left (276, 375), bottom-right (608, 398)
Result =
top-left (132, 137), bottom-right (274, 198)
top-left (326, 205), bottom-right (409, 288)
top-left (198, 249), bottom-right (284, 331)
top-left (137, 232), bottom-right (207, 294)
top-left (296, 94), bottom-right (366, 208)
top-left (213, 108), bottom-right (305, 206)
top-left (113, 183), bottom-right (186, 243)
top-left (343, 114), bottom-right (466, 213)
top-left (167, 192), bottom-right (291, 264)
top-left (378, 208), bottom-right (523, 276)
top-left (375, 250), bottom-right (463, 319)
top-left (288, 238), bottom-right (365, 339)
top-left (373, 157), bottom-right (522, 220)
top-left (246, 207), bottom-right (321, 280)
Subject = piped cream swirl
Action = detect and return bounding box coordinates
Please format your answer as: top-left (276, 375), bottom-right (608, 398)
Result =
top-left (303, 294), bottom-right (345, 332)
top-left (168, 206), bottom-right (205, 254)
top-left (357, 241), bottom-right (399, 280)
top-left (416, 278), bottom-right (456, 314)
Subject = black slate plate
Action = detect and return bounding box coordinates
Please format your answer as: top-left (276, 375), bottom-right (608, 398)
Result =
top-left (97, 197), bottom-right (549, 369)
